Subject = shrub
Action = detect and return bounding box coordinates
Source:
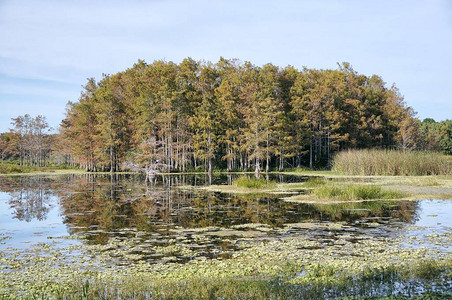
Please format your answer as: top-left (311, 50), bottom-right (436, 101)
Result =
top-left (0, 163), bottom-right (29, 174)
top-left (332, 149), bottom-right (452, 176)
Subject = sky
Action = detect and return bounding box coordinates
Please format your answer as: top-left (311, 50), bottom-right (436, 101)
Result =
top-left (1, 0), bottom-right (451, 132)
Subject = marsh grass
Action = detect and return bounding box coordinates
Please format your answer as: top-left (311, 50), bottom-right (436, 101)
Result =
top-left (26, 260), bottom-right (452, 300)
top-left (303, 177), bottom-right (327, 187)
top-left (333, 149), bottom-right (452, 176)
top-left (0, 162), bottom-right (33, 174)
top-left (234, 176), bottom-right (276, 189)
top-left (0, 162), bottom-right (81, 175)
top-left (313, 184), bottom-right (404, 201)
top-left (408, 177), bottom-right (442, 187)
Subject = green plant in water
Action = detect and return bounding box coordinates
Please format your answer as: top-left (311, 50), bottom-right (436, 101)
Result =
top-left (411, 260), bottom-right (442, 280)
top-left (234, 176), bottom-right (276, 189)
top-left (313, 184), bottom-right (404, 201)
top-left (304, 177), bottom-right (327, 188)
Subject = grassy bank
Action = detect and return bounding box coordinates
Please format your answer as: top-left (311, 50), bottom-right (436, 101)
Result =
top-left (204, 177), bottom-right (408, 203)
top-left (0, 162), bottom-right (82, 175)
top-left (332, 149), bottom-right (452, 176)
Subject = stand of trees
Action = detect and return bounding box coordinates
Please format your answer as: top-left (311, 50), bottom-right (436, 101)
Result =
top-left (1, 58), bottom-right (450, 173)
top-left (0, 115), bottom-right (53, 166)
top-left (419, 119), bottom-right (452, 155)
top-left (58, 58), bottom-right (424, 174)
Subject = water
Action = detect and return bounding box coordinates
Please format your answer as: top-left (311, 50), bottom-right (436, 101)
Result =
top-left (0, 174), bottom-right (450, 260)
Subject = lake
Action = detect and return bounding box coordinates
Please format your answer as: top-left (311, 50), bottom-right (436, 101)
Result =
top-left (1, 174), bottom-right (450, 259)
top-left (0, 174), bottom-right (451, 298)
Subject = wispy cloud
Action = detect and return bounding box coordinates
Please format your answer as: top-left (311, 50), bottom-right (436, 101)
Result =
top-left (0, 0), bottom-right (451, 132)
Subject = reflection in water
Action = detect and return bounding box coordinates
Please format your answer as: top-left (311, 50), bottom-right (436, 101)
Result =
top-left (0, 174), bottom-right (419, 247)
top-left (0, 176), bottom-right (55, 222)
top-left (53, 175), bottom-right (418, 244)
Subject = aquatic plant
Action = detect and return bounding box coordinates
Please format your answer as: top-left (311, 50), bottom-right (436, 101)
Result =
top-left (303, 177), bottom-right (327, 187)
top-left (313, 184), bottom-right (404, 201)
top-left (332, 149), bottom-right (452, 176)
top-left (234, 176), bottom-right (276, 189)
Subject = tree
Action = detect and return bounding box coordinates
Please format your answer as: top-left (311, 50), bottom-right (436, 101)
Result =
top-left (58, 57), bottom-right (424, 173)
top-left (190, 62), bottom-right (220, 174)
top-left (10, 114), bottom-right (51, 166)
top-left (60, 78), bottom-right (99, 171)
top-left (94, 74), bottom-right (130, 172)
top-left (0, 132), bottom-right (20, 161)
top-left (438, 120), bottom-right (452, 155)
top-left (215, 57), bottom-right (242, 172)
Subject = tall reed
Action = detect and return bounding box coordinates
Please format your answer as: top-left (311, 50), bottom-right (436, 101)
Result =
top-left (332, 149), bottom-right (452, 176)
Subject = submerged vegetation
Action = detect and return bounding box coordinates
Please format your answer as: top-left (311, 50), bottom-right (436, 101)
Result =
top-left (333, 149), bottom-right (452, 176)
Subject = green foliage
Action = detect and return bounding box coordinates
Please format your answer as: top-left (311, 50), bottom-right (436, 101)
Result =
top-left (0, 162), bottom-right (80, 174)
top-left (333, 149), bottom-right (452, 176)
top-left (410, 260), bottom-right (442, 281)
top-left (419, 118), bottom-right (452, 155)
top-left (0, 162), bottom-right (29, 173)
top-left (234, 176), bottom-right (276, 189)
top-left (59, 58), bottom-right (419, 173)
top-left (313, 184), bottom-right (404, 201)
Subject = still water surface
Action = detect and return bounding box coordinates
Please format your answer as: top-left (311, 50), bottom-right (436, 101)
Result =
top-left (0, 174), bottom-right (450, 261)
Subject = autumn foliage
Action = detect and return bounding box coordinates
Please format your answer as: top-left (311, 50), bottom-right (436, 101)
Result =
top-left (55, 58), bottom-right (430, 173)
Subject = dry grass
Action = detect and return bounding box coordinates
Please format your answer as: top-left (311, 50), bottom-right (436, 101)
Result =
top-left (332, 149), bottom-right (452, 176)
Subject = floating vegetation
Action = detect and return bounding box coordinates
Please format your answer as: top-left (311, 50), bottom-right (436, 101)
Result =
top-left (0, 223), bottom-right (451, 299)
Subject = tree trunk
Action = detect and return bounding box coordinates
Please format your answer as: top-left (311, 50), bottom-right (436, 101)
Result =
top-left (110, 145), bottom-right (114, 173)
top-left (255, 157), bottom-right (260, 178)
top-left (309, 138), bottom-right (313, 169)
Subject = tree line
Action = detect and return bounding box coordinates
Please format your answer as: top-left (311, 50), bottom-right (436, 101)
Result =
top-left (1, 58), bottom-right (450, 173)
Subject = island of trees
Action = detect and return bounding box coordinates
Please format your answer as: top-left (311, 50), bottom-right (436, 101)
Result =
top-left (1, 58), bottom-right (451, 175)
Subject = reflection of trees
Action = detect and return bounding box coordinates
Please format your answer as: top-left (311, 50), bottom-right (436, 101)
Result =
top-left (58, 175), bottom-right (295, 234)
top-left (0, 174), bottom-right (420, 244)
top-left (0, 176), bottom-right (54, 221)
top-left (59, 175), bottom-right (163, 236)
top-left (57, 175), bottom-right (421, 238)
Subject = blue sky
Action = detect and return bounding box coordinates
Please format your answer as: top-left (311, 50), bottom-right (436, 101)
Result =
top-left (1, 0), bottom-right (451, 132)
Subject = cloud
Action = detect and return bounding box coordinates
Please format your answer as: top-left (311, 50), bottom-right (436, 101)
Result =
top-left (0, 0), bottom-right (451, 133)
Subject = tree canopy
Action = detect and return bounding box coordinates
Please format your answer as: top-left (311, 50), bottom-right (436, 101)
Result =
top-left (57, 58), bottom-right (426, 172)
top-left (2, 58), bottom-right (449, 172)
